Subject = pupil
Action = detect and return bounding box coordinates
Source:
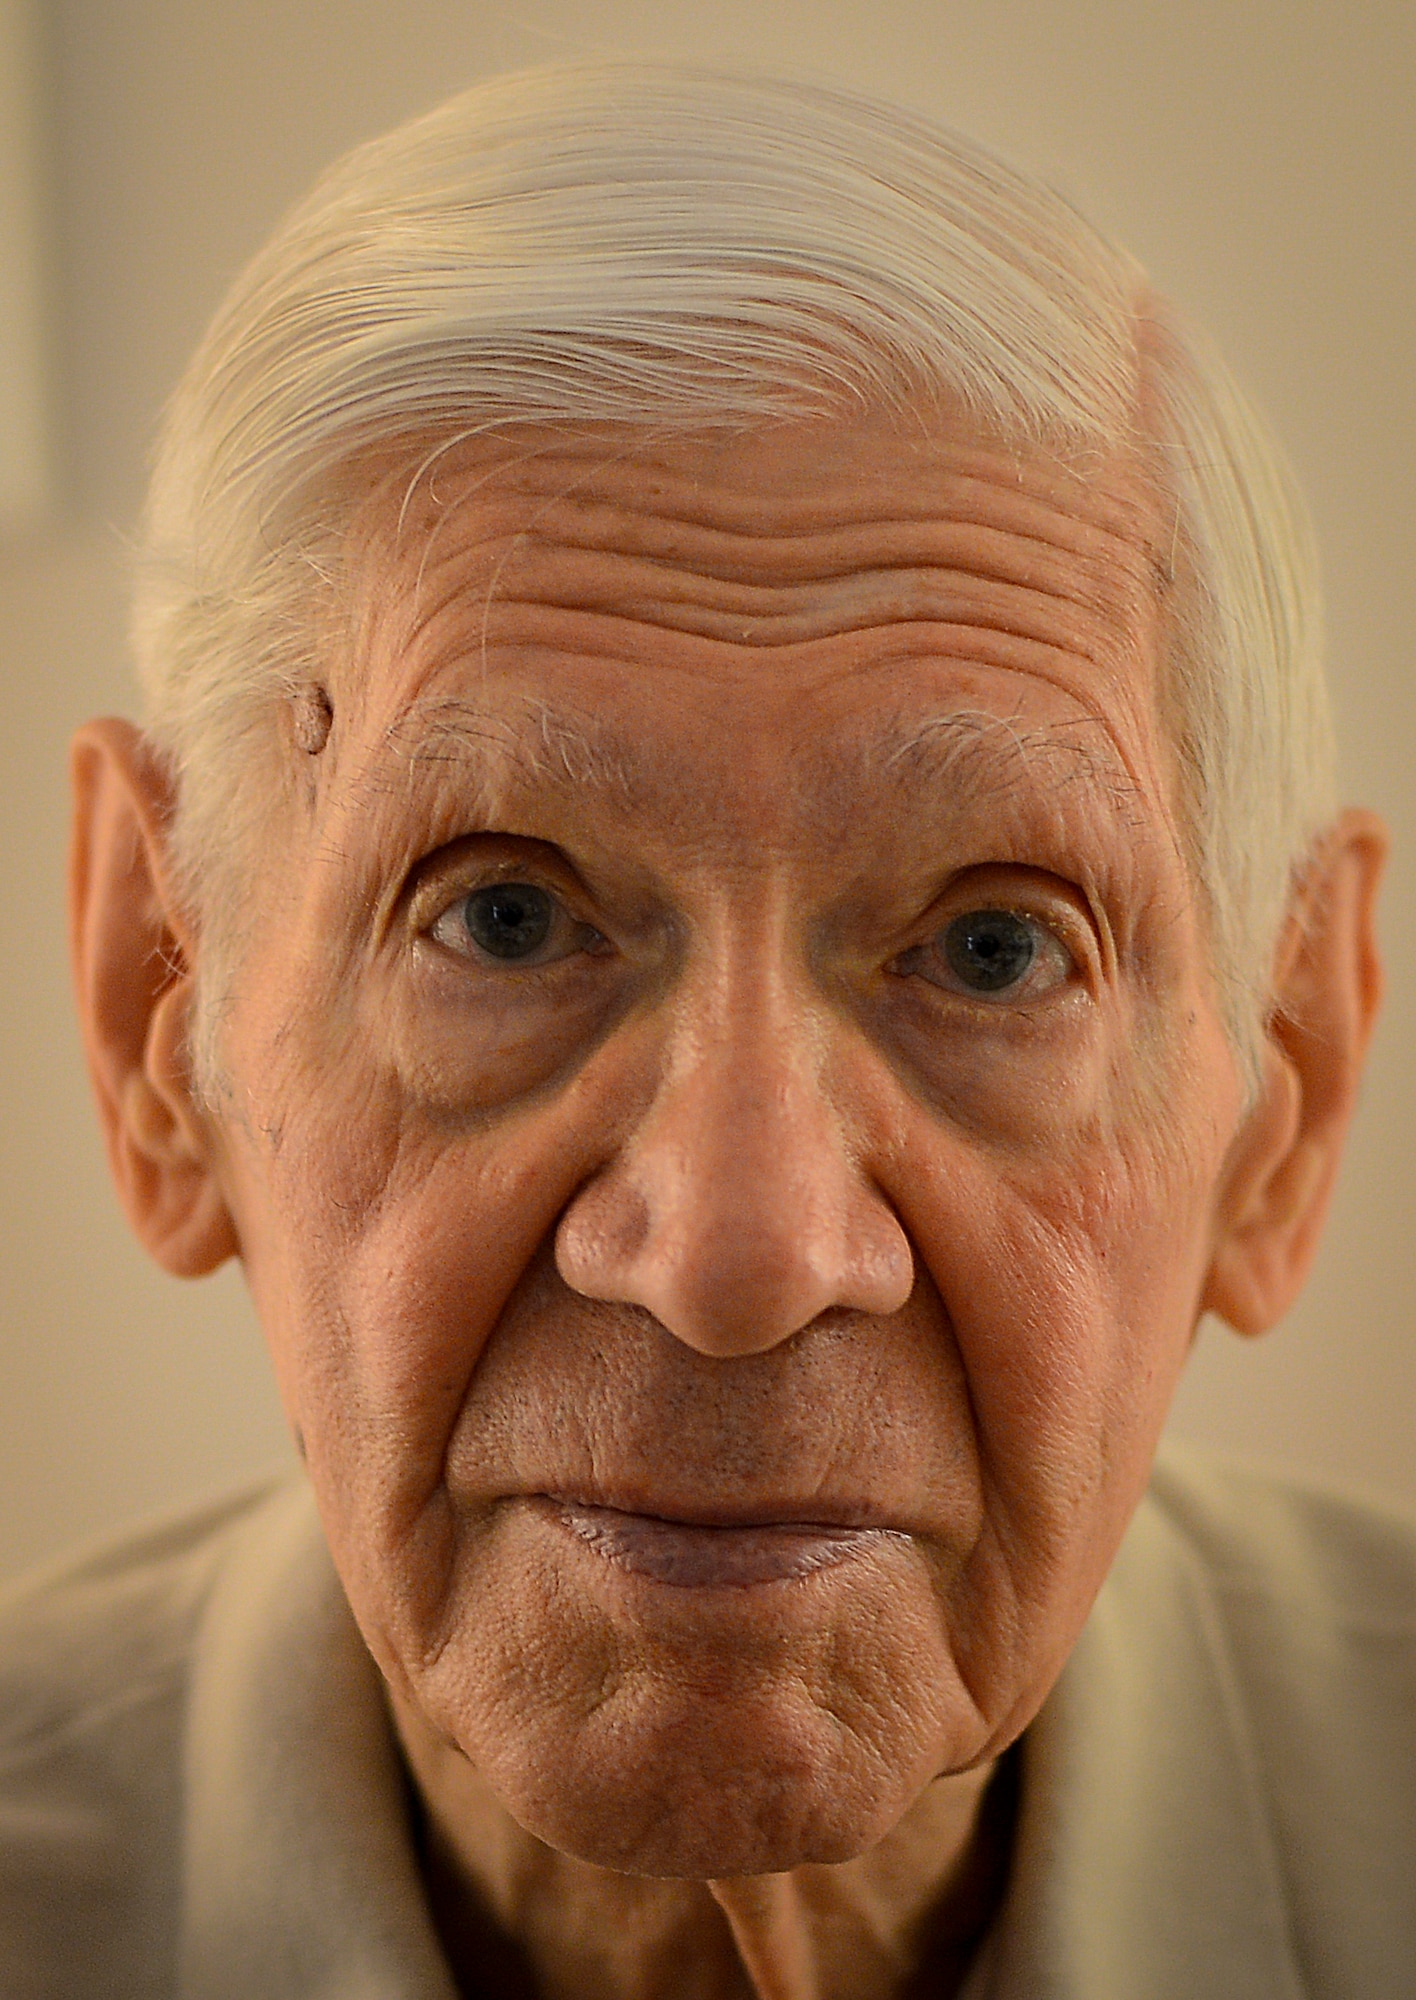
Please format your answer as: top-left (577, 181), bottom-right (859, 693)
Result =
top-left (465, 883), bottom-right (554, 959)
top-left (943, 909), bottom-right (1035, 992)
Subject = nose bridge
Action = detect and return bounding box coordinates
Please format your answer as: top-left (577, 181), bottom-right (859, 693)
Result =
top-left (656, 875), bottom-right (851, 1171)
top-left (682, 903), bottom-right (819, 1129)
top-left (554, 903), bottom-right (915, 1354)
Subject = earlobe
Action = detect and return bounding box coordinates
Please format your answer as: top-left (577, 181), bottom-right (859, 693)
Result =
top-left (68, 717), bottom-right (239, 1278)
top-left (1202, 809), bottom-right (1387, 1336)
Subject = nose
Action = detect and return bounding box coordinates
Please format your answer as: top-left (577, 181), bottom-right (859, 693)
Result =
top-left (554, 973), bottom-right (914, 1357)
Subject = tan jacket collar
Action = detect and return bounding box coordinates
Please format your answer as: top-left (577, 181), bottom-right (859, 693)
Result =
top-left (967, 1487), bottom-right (1306, 1997)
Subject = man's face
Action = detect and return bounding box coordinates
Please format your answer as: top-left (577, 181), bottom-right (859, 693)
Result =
top-left (207, 409), bottom-right (1245, 1877)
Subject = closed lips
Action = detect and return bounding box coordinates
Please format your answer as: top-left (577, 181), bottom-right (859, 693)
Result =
top-left (545, 1497), bottom-right (908, 1586)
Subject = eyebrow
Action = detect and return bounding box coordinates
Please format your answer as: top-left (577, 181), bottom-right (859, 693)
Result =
top-left (368, 693), bottom-right (642, 807)
top-left (873, 706), bottom-right (1140, 817)
top-left (362, 691), bottom-right (1140, 826)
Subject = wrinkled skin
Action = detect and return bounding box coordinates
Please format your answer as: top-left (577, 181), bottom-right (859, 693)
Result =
top-left (223, 411), bottom-right (1229, 1842)
top-left (71, 408), bottom-right (1385, 1998)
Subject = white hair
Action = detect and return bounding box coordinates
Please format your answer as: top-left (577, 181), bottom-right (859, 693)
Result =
top-left (131, 60), bottom-right (1334, 1093)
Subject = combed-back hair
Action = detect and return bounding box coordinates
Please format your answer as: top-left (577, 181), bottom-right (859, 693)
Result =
top-left (131, 60), bottom-right (1334, 1092)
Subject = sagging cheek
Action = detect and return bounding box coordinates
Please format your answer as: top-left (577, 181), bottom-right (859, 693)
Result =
top-left (214, 917), bottom-right (609, 1483)
top-left (924, 1152), bottom-right (1212, 1733)
top-left (901, 1046), bottom-right (1231, 1514)
top-left (245, 1077), bottom-right (611, 1505)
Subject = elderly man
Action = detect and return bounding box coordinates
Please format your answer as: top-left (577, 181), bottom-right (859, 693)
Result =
top-left (2, 58), bottom-right (1409, 1999)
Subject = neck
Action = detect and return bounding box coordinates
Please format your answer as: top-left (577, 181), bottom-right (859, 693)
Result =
top-left (390, 1690), bottom-right (1012, 2000)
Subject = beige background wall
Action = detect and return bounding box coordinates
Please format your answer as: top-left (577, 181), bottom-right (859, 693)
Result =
top-left (2, 0), bottom-right (1412, 1583)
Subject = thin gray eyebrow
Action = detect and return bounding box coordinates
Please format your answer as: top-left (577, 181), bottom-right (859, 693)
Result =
top-left (371, 694), bottom-right (642, 802)
top-left (873, 706), bottom-right (1142, 819)
top-left (362, 692), bottom-right (1140, 827)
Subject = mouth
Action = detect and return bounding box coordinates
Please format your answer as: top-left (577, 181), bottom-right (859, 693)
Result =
top-left (542, 1497), bottom-right (907, 1588)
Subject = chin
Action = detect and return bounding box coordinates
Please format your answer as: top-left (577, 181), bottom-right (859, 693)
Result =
top-left (508, 1780), bottom-right (896, 1881)
top-left (395, 1516), bottom-right (973, 1879)
top-left (467, 1692), bottom-right (932, 1880)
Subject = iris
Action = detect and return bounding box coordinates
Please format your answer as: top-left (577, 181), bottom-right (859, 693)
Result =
top-left (943, 910), bottom-right (1036, 992)
top-left (462, 883), bottom-right (554, 959)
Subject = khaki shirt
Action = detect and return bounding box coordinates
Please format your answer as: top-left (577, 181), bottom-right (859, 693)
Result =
top-left (1, 1446), bottom-right (1413, 1997)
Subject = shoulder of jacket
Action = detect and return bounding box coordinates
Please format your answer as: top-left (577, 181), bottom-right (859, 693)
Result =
top-left (1145, 1439), bottom-right (1416, 1638)
top-left (0, 1473), bottom-right (303, 1769)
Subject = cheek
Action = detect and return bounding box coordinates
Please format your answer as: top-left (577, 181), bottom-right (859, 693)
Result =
top-left (241, 1070), bottom-right (652, 1646)
top-left (231, 1125), bottom-right (545, 1684)
top-left (970, 1114), bottom-right (1214, 1436)
top-left (862, 946), bottom-right (1190, 1439)
top-left (889, 1056), bottom-right (1230, 1698)
top-left (266, 1134), bottom-right (564, 1466)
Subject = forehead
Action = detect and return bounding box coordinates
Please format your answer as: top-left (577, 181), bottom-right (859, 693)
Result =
top-left (325, 411), bottom-right (1177, 847)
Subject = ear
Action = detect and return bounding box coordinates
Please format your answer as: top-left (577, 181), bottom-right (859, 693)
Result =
top-left (68, 717), bottom-right (239, 1278)
top-left (1202, 808), bottom-right (1387, 1335)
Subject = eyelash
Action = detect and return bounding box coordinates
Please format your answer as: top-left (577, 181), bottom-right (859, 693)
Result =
top-left (889, 908), bottom-right (1077, 1004)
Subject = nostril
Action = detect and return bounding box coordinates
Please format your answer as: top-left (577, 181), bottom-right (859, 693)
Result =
top-left (555, 1173), bottom-right (652, 1299)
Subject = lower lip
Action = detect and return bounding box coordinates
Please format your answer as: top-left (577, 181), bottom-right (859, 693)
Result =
top-left (547, 1501), bottom-right (901, 1588)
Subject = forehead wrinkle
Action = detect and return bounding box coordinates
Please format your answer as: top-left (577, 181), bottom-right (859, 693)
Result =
top-left (453, 555), bottom-right (1148, 667)
top-left (382, 482), bottom-right (1155, 645)
top-left (353, 497), bottom-right (1160, 721)
top-left (369, 426), bottom-right (1163, 647)
top-left (396, 428), bottom-right (1157, 551)
top-left (506, 494), bottom-right (1152, 592)
top-left (385, 430), bottom-right (700, 685)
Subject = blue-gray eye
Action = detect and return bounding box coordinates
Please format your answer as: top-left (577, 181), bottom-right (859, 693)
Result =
top-left (942, 909), bottom-right (1036, 992)
top-left (461, 883), bottom-right (554, 959)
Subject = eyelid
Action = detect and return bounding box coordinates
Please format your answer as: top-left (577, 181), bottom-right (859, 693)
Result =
top-left (890, 869), bottom-right (1099, 1003)
top-left (407, 841), bottom-right (576, 928)
top-left (432, 893), bottom-right (584, 970)
top-left (891, 912), bottom-right (1066, 1000)
top-left (413, 862), bottom-right (603, 968)
top-left (933, 869), bottom-right (1100, 959)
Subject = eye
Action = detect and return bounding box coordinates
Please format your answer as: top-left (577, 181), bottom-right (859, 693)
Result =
top-left (429, 881), bottom-right (594, 966)
top-left (902, 907), bottom-right (1073, 1000)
